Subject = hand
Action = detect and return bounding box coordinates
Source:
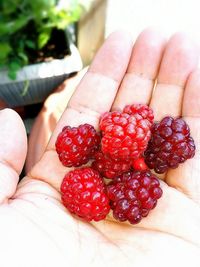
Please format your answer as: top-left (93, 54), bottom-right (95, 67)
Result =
top-left (0, 29), bottom-right (200, 267)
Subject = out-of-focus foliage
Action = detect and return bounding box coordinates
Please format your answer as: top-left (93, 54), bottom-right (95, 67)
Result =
top-left (0, 0), bottom-right (85, 79)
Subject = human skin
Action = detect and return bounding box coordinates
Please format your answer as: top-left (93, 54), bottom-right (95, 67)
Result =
top-left (0, 29), bottom-right (200, 267)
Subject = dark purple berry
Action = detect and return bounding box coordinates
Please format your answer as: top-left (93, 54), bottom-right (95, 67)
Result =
top-left (107, 170), bottom-right (162, 225)
top-left (144, 117), bottom-right (195, 173)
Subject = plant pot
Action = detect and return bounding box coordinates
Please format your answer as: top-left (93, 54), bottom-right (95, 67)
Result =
top-left (0, 44), bottom-right (82, 107)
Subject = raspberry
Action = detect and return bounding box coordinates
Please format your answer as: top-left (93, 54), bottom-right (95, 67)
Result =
top-left (55, 124), bottom-right (100, 167)
top-left (92, 150), bottom-right (132, 179)
top-left (61, 167), bottom-right (110, 221)
top-left (132, 157), bottom-right (148, 171)
top-left (107, 170), bottom-right (162, 224)
top-left (100, 109), bottom-right (152, 160)
top-left (144, 116), bottom-right (195, 173)
top-left (123, 104), bottom-right (154, 125)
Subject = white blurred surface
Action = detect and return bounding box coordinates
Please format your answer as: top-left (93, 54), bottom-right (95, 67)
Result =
top-left (105, 0), bottom-right (200, 43)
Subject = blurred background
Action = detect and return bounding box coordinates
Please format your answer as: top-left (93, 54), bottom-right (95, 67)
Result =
top-left (80, 0), bottom-right (200, 65)
top-left (0, 0), bottom-right (199, 172)
top-left (105, 0), bottom-right (200, 39)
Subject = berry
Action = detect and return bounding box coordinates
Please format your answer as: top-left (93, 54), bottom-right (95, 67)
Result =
top-left (123, 104), bottom-right (154, 125)
top-left (144, 116), bottom-right (195, 173)
top-left (92, 150), bottom-right (132, 179)
top-left (100, 109), bottom-right (152, 161)
top-left (55, 124), bottom-right (100, 167)
top-left (107, 170), bottom-right (162, 224)
top-left (132, 157), bottom-right (148, 171)
top-left (61, 167), bottom-right (110, 221)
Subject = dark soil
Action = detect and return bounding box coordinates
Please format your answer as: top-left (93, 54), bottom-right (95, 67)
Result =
top-left (9, 19), bottom-right (72, 64)
top-left (27, 28), bottom-right (71, 64)
top-left (14, 102), bottom-right (43, 120)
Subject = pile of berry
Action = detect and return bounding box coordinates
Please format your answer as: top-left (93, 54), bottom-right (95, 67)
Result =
top-left (56, 104), bottom-right (195, 225)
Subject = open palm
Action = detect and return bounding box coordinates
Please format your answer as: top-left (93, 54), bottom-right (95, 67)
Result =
top-left (1, 30), bottom-right (200, 267)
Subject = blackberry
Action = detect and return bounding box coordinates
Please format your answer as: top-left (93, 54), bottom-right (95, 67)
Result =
top-left (144, 116), bottom-right (195, 173)
top-left (107, 170), bottom-right (162, 224)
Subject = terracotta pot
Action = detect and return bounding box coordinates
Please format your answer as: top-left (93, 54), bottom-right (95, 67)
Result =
top-left (25, 68), bottom-right (86, 173)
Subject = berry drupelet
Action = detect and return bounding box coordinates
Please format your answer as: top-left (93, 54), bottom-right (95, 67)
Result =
top-left (92, 150), bottom-right (132, 179)
top-left (123, 103), bottom-right (154, 125)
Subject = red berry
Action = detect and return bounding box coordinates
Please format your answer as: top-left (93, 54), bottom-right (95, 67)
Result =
top-left (61, 167), bottom-right (110, 221)
top-left (55, 124), bottom-right (100, 167)
top-left (92, 150), bottom-right (132, 179)
top-left (144, 117), bottom-right (195, 173)
top-left (107, 170), bottom-right (162, 224)
top-left (100, 109), bottom-right (152, 161)
top-left (132, 157), bottom-right (148, 171)
top-left (123, 104), bottom-right (154, 125)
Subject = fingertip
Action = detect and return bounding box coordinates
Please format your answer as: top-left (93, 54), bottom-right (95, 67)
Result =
top-left (106, 29), bottom-right (134, 43)
top-left (158, 32), bottom-right (199, 86)
top-left (1, 107), bottom-right (27, 142)
top-left (171, 32), bottom-right (200, 59)
top-left (0, 108), bottom-right (21, 121)
top-left (137, 27), bottom-right (167, 42)
top-left (128, 28), bottom-right (166, 79)
top-left (170, 31), bottom-right (199, 48)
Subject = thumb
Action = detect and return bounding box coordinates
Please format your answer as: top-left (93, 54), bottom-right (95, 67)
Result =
top-left (0, 109), bottom-right (27, 204)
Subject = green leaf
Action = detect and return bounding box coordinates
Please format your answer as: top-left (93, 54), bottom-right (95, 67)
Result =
top-left (8, 60), bottom-right (22, 80)
top-left (0, 60), bottom-right (7, 67)
top-left (37, 30), bottom-right (51, 49)
top-left (25, 40), bottom-right (36, 49)
top-left (18, 52), bottom-right (28, 64)
top-left (8, 70), bottom-right (17, 80)
top-left (9, 61), bottom-right (21, 71)
top-left (30, 0), bottom-right (55, 12)
top-left (0, 15), bottom-right (31, 36)
top-left (0, 43), bottom-right (12, 60)
top-left (18, 39), bottom-right (25, 51)
top-left (2, 0), bottom-right (21, 15)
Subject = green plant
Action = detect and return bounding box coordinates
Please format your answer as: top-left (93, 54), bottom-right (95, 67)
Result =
top-left (0, 0), bottom-right (84, 79)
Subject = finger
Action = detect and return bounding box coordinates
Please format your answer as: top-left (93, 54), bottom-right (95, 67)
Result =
top-left (29, 31), bottom-right (133, 191)
top-left (47, 31), bottom-right (133, 148)
top-left (25, 69), bottom-right (87, 173)
top-left (113, 29), bottom-right (166, 110)
top-left (0, 109), bottom-right (27, 203)
top-left (150, 33), bottom-right (199, 120)
top-left (166, 70), bottom-right (200, 205)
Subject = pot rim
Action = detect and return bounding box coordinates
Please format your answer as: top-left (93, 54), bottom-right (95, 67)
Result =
top-left (0, 44), bottom-right (82, 84)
